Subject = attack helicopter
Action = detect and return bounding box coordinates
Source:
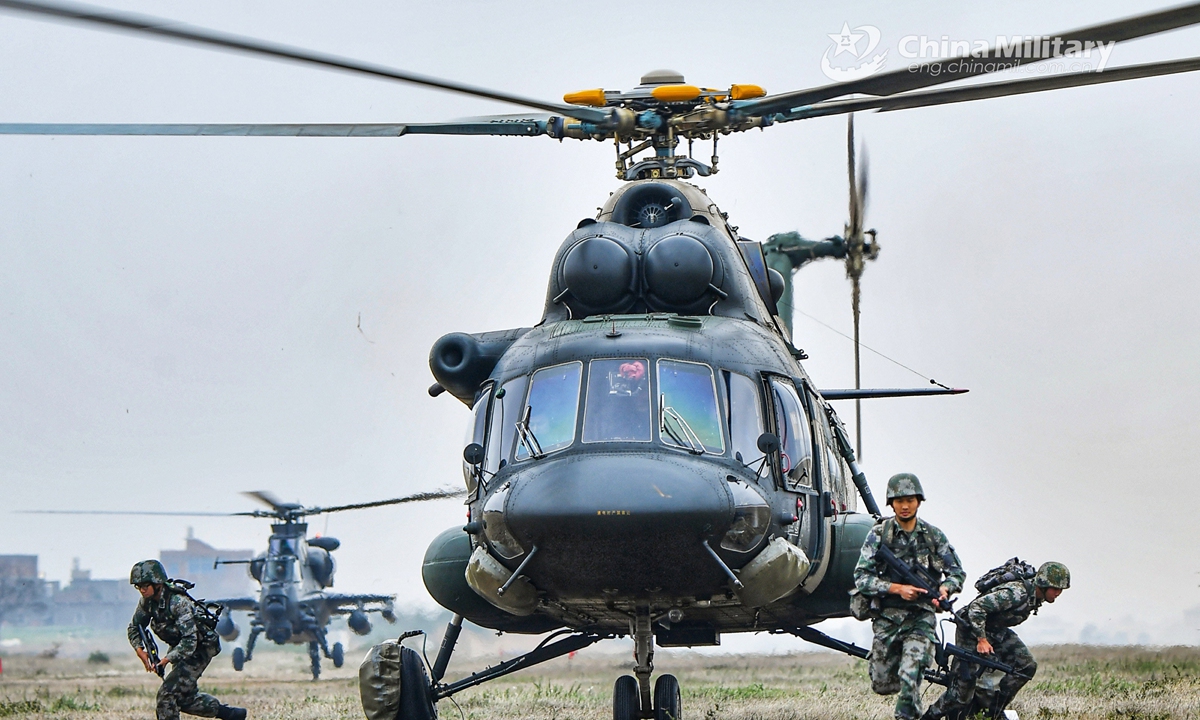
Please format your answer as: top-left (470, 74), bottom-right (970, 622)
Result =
top-left (2, 0), bottom-right (1200, 717)
top-left (21, 489), bottom-right (460, 679)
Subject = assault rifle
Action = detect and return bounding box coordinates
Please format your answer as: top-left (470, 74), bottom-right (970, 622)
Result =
top-left (137, 624), bottom-right (164, 678)
top-left (874, 542), bottom-right (955, 613)
top-left (929, 642), bottom-right (1032, 684)
top-left (780, 626), bottom-right (1031, 688)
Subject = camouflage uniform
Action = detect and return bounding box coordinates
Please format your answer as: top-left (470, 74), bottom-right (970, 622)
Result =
top-left (854, 517), bottom-right (965, 720)
top-left (128, 587), bottom-right (223, 720)
top-left (925, 580), bottom-right (1040, 720)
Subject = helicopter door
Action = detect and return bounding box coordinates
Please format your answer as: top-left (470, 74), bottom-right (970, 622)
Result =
top-left (810, 400), bottom-right (857, 515)
top-left (766, 377), bottom-right (820, 556)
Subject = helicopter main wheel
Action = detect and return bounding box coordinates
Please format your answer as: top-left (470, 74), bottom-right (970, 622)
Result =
top-left (613, 675), bottom-right (640, 720)
top-left (397, 646), bottom-right (437, 720)
top-left (654, 674), bottom-right (681, 720)
top-left (231, 646), bottom-right (245, 672)
top-left (331, 642), bottom-right (344, 668)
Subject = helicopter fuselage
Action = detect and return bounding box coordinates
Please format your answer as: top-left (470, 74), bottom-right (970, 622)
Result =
top-left (423, 180), bottom-right (876, 644)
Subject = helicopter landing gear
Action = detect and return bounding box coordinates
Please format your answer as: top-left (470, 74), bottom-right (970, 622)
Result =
top-left (231, 646), bottom-right (245, 672)
top-left (308, 641), bottom-right (321, 680)
top-left (331, 642), bottom-right (344, 668)
top-left (632, 609), bottom-right (655, 716)
top-left (612, 610), bottom-right (678, 720)
top-left (243, 625), bottom-right (261, 663)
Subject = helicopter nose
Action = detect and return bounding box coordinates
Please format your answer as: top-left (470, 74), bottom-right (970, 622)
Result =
top-left (502, 453), bottom-right (735, 599)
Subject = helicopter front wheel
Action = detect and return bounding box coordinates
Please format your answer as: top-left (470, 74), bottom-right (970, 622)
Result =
top-left (612, 675), bottom-right (640, 720)
top-left (331, 642), bottom-right (344, 668)
top-left (653, 674), bottom-right (681, 720)
top-left (231, 646), bottom-right (245, 672)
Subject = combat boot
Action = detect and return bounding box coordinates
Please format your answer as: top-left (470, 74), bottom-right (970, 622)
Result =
top-left (216, 705), bottom-right (247, 720)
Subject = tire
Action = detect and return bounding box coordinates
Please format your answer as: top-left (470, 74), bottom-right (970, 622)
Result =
top-left (331, 642), bottom-right (344, 668)
top-left (613, 675), bottom-right (640, 720)
top-left (654, 674), bottom-right (681, 720)
top-left (398, 646), bottom-right (437, 720)
top-left (231, 646), bottom-right (245, 672)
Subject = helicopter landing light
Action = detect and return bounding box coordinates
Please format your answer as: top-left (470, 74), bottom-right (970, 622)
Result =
top-left (730, 84), bottom-right (766, 100)
top-left (563, 89), bottom-right (607, 106)
top-left (650, 85), bottom-right (702, 102)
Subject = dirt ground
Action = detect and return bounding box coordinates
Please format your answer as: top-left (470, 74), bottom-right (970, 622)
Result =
top-left (1, 644), bottom-right (1197, 719)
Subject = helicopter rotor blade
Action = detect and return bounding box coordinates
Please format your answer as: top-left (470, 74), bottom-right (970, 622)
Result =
top-left (15, 509), bottom-right (240, 516)
top-left (0, 114), bottom-right (559, 137)
top-left (779, 56), bottom-right (1200, 122)
top-left (307, 488), bottom-right (466, 515)
top-left (735, 1), bottom-right (1200, 118)
top-left (0, 0), bottom-right (610, 124)
top-left (242, 490), bottom-right (289, 512)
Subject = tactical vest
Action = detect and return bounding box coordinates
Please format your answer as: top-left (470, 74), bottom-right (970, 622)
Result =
top-left (877, 518), bottom-right (943, 608)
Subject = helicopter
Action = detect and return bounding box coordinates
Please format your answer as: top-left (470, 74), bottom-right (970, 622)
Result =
top-left (21, 488), bottom-right (461, 679)
top-left (2, 0), bottom-right (1199, 718)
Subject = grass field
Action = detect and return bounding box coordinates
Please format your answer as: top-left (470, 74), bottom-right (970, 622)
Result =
top-left (1, 645), bottom-right (1197, 719)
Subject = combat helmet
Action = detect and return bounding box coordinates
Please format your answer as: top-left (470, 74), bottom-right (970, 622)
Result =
top-left (886, 473), bottom-right (925, 501)
top-left (130, 559), bottom-right (169, 586)
top-left (1034, 561), bottom-right (1071, 589)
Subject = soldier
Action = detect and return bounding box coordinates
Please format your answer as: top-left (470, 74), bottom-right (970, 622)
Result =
top-left (854, 473), bottom-right (966, 720)
top-left (127, 560), bottom-right (248, 720)
top-left (923, 561), bottom-right (1071, 720)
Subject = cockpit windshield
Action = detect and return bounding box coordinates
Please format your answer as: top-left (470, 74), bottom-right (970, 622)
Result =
top-left (583, 358), bottom-right (651, 443)
top-left (515, 362), bottom-right (582, 460)
top-left (657, 360), bottom-right (724, 454)
top-left (262, 556), bottom-right (295, 583)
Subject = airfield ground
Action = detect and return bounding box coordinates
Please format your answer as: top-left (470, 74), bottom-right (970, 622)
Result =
top-left (0, 645), bottom-right (1197, 719)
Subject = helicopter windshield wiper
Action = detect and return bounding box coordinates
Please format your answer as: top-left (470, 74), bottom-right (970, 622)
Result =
top-left (659, 395), bottom-right (705, 455)
top-left (515, 405), bottom-right (545, 459)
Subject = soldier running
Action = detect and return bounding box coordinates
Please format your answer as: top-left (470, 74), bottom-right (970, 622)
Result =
top-left (127, 560), bottom-right (248, 720)
top-left (923, 561), bottom-right (1071, 720)
top-left (854, 474), bottom-right (966, 720)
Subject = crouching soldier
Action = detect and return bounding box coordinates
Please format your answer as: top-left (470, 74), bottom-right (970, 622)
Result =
top-left (854, 474), bottom-right (966, 720)
top-left (924, 561), bottom-right (1071, 720)
top-left (127, 560), bottom-right (248, 720)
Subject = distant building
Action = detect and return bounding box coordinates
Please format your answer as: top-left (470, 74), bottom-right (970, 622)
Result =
top-left (50, 558), bottom-right (131, 629)
top-left (0, 555), bottom-right (53, 626)
top-left (159, 528), bottom-right (254, 600)
top-left (1, 529), bottom-right (255, 631)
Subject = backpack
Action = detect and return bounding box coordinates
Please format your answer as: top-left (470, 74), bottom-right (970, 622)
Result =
top-left (166, 578), bottom-right (222, 631)
top-left (974, 557), bottom-right (1037, 595)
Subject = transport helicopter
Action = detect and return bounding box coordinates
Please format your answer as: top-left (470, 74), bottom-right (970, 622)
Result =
top-left (22, 489), bottom-right (460, 679)
top-left (2, 0), bottom-right (1199, 717)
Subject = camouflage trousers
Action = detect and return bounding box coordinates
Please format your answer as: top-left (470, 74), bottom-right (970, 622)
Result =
top-left (157, 643), bottom-right (222, 720)
top-left (870, 607), bottom-right (938, 720)
top-left (925, 626), bottom-right (1037, 720)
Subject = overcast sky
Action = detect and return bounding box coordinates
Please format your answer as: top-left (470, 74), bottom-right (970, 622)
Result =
top-left (1, 0), bottom-right (1197, 650)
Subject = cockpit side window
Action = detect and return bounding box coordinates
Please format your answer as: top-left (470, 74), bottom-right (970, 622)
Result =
top-left (487, 375), bottom-right (529, 473)
top-left (583, 358), bottom-right (651, 443)
top-left (463, 385), bottom-right (493, 491)
top-left (724, 370), bottom-right (766, 476)
top-left (515, 362), bottom-right (583, 460)
top-left (658, 360), bottom-right (724, 454)
top-left (768, 378), bottom-right (814, 489)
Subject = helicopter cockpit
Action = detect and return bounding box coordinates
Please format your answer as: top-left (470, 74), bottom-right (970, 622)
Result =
top-left (468, 356), bottom-right (759, 468)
